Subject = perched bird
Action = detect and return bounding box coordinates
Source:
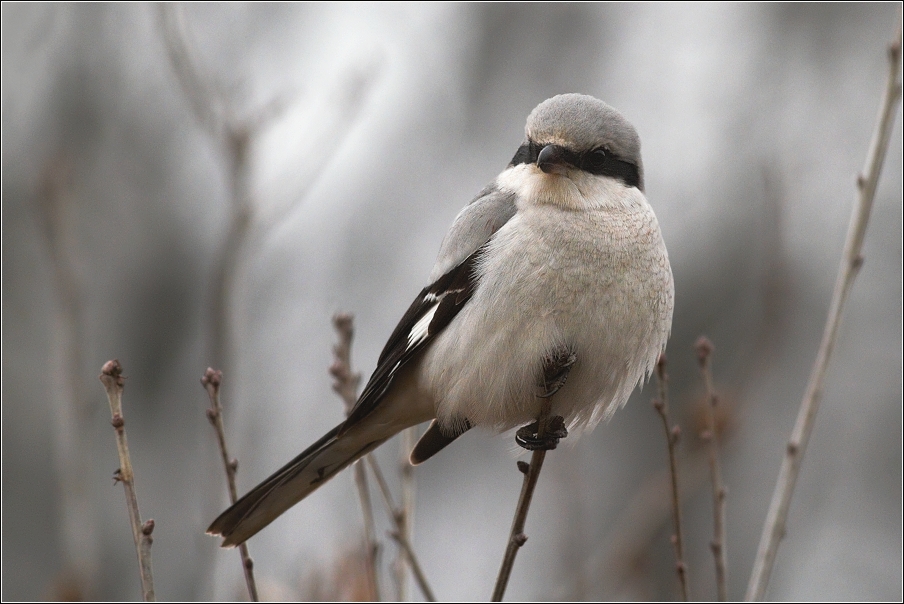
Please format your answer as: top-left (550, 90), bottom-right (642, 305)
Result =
top-left (208, 93), bottom-right (674, 547)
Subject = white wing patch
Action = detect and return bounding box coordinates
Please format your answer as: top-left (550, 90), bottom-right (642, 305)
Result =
top-left (407, 302), bottom-right (439, 349)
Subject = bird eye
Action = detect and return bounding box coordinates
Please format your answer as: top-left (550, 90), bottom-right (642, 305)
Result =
top-left (582, 148), bottom-right (608, 173)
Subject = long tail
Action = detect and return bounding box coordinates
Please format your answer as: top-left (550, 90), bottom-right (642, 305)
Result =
top-left (207, 423), bottom-right (387, 547)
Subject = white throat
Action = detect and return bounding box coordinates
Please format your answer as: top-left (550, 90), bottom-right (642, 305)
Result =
top-left (495, 164), bottom-right (640, 212)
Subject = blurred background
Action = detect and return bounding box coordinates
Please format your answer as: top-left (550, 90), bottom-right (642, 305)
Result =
top-left (2, 3), bottom-right (901, 601)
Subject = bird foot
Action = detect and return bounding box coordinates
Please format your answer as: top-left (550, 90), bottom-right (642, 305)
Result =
top-left (515, 416), bottom-right (568, 450)
top-left (516, 347), bottom-right (575, 450)
top-left (538, 347), bottom-right (577, 398)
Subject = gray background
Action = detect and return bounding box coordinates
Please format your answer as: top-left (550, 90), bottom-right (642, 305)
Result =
top-left (3, 3), bottom-right (901, 601)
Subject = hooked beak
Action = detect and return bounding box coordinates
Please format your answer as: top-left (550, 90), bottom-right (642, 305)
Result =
top-left (537, 144), bottom-right (569, 175)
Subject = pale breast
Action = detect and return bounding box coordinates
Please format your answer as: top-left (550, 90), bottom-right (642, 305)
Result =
top-left (421, 196), bottom-right (673, 433)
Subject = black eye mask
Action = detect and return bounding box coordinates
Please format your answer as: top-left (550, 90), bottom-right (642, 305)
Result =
top-left (509, 141), bottom-right (640, 190)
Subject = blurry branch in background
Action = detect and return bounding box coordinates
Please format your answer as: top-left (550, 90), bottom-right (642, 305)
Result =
top-left (159, 4), bottom-right (380, 375)
top-left (389, 527), bottom-right (433, 604)
top-left (99, 360), bottom-right (156, 602)
top-left (159, 4), bottom-right (272, 373)
top-left (596, 447), bottom-right (709, 597)
top-left (396, 426), bottom-right (417, 601)
top-left (36, 158), bottom-right (84, 414)
top-left (201, 369), bottom-right (259, 602)
top-left (329, 314), bottom-right (363, 412)
top-left (651, 355), bottom-right (690, 601)
top-left (159, 4), bottom-right (377, 588)
top-left (695, 337), bottom-right (728, 601)
top-left (367, 455), bottom-right (437, 602)
top-left (746, 22), bottom-right (903, 601)
top-left (36, 156), bottom-right (97, 598)
top-left (592, 362), bottom-right (741, 599)
top-left (161, 4), bottom-right (383, 597)
top-left (328, 313), bottom-right (380, 601)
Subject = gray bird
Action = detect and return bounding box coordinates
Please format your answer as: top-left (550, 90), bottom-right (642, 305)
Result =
top-left (208, 93), bottom-right (674, 547)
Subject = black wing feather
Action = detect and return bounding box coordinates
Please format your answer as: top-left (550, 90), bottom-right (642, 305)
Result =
top-left (341, 244), bottom-right (487, 432)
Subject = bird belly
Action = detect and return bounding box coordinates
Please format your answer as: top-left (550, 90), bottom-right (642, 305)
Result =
top-left (421, 200), bottom-right (673, 434)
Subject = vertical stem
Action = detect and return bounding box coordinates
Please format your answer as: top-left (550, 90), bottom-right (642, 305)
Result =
top-left (390, 532), bottom-right (434, 604)
top-left (329, 313), bottom-right (380, 600)
top-left (491, 400), bottom-right (553, 602)
top-left (352, 461), bottom-right (381, 601)
top-left (202, 369), bottom-right (259, 601)
top-left (396, 426), bottom-right (417, 600)
top-left (746, 24), bottom-right (902, 601)
top-left (100, 360), bottom-right (156, 602)
top-left (653, 355), bottom-right (690, 601)
top-left (367, 456), bottom-right (436, 602)
top-left (696, 337), bottom-right (728, 601)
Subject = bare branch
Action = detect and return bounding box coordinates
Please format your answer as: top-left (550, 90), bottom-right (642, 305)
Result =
top-left (390, 529), bottom-right (431, 604)
top-left (395, 426), bottom-right (417, 600)
top-left (491, 401), bottom-right (553, 602)
top-left (328, 313), bottom-right (380, 601)
top-left (353, 460), bottom-right (381, 602)
top-left (652, 354), bottom-right (690, 601)
top-left (746, 22), bottom-right (903, 601)
top-left (100, 360), bottom-right (155, 602)
top-left (139, 520), bottom-right (156, 599)
top-left (696, 337), bottom-right (728, 601)
top-left (367, 455), bottom-right (436, 602)
top-left (329, 313), bottom-right (363, 410)
top-left (201, 369), bottom-right (259, 601)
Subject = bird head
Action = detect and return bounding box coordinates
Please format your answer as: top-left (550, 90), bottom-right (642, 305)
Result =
top-left (509, 93), bottom-right (644, 193)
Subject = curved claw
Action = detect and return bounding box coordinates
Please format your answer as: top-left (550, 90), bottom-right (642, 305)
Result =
top-left (515, 416), bottom-right (568, 450)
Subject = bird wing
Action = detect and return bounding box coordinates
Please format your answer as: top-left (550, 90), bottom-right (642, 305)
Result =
top-left (428, 184), bottom-right (517, 282)
top-left (341, 185), bottom-right (516, 432)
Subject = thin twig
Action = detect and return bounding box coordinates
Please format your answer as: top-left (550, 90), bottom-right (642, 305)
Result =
top-left (396, 426), bottom-right (417, 600)
top-left (696, 337), bottom-right (728, 601)
top-left (746, 23), bottom-right (903, 601)
top-left (139, 519), bottom-right (156, 598)
top-left (329, 313), bottom-right (380, 601)
top-left (353, 459), bottom-right (381, 602)
top-left (202, 369), bottom-right (259, 601)
top-left (329, 313), bottom-right (363, 409)
top-left (367, 456), bottom-right (436, 602)
top-left (652, 354), bottom-right (689, 601)
top-left (99, 360), bottom-right (156, 602)
top-left (593, 384), bottom-right (742, 598)
top-left (491, 400), bottom-right (553, 602)
top-left (390, 530), bottom-right (431, 604)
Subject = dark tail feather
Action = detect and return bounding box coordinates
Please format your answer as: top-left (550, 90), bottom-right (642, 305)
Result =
top-left (409, 418), bottom-right (471, 465)
top-left (207, 423), bottom-right (385, 547)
